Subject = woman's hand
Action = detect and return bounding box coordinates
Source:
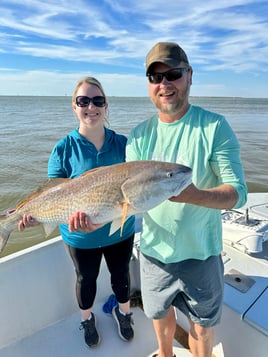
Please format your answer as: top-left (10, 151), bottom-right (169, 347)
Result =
top-left (68, 211), bottom-right (104, 233)
top-left (17, 214), bottom-right (40, 231)
top-left (12, 210), bottom-right (103, 233)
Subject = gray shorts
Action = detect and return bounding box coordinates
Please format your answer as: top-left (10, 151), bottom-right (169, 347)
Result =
top-left (140, 253), bottom-right (224, 327)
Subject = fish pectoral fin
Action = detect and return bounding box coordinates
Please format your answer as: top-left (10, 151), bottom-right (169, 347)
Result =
top-left (109, 202), bottom-right (129, 237)
top-left (120, 202), bottom-right (128, 236)
top-left (109, 218), bottom-right (122, 236)
top-left (43, 223), bottom-right (58, 237)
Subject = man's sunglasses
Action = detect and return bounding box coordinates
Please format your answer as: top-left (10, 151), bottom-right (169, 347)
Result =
top-left (147, 68), bottom-right (189, 84)
top-left (75, 96), bottom-right (106, 108)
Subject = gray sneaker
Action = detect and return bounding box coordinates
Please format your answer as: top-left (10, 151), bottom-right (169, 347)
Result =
top-left (79, 313), bottom-right (100, 348)
top-left (112, 305), bottom-right (134, 341)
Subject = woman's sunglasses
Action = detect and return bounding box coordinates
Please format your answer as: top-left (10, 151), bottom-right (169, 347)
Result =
top-left (75, 96), bottom-right (106, 108)
top-left (147, 68), bottom-right (189, 84)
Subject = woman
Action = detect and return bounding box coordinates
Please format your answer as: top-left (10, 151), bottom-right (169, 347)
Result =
top-left (19, 77), bottom-right (135, 348)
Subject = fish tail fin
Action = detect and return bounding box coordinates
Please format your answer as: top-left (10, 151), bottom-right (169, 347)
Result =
top-left (0, 213), bottom-right (20, 254)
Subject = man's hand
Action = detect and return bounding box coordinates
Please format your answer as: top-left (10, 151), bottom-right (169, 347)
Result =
top-left (169, 183), bottom-right (199, 203)
top-left (169, 183), bottom-right (238, 210)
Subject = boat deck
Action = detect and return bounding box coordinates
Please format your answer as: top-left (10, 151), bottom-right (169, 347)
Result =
top-left (0, 236), bottom-right (191, 357)
top-left (1, 193), bottom-right (268, 357)
top-left (0, 303), bottom-right (191, 357)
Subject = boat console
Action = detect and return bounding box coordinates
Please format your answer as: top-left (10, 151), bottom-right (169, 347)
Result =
top-left (220, 193), bottom-right (268, 355)
top-left (222, 191), bottom-right (268, 256)
top-left (222, 208), bottom-right (268, 254)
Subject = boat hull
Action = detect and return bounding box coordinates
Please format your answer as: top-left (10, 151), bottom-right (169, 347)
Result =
top-left (1, 193), bottom-right (268, 356)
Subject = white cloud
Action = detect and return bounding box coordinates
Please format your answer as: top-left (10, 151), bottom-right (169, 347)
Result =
top-left (0, 0), bottom-right (268, 96)
top-left (0, 70), bottom-right (148, 96)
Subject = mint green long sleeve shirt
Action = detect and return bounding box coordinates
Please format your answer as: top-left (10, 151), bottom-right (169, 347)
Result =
top-left (126, 105), bottom-right (247, 263)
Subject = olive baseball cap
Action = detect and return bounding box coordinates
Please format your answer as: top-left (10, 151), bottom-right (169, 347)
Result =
top-left (146, 42), bottom-right (189, 75)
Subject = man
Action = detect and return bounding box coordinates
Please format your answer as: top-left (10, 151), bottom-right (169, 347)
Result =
top-left (126, 42), bottom-right (247, 357)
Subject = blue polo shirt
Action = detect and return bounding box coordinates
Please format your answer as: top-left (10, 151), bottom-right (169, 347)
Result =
top-left (48, 127), bottom-right (135, 248)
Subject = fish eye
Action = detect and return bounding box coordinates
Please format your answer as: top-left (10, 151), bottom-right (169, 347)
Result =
top-left (167, 172), bottom-right (173, 178)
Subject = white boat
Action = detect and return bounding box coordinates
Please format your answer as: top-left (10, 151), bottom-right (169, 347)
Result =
top-left (0, 192), bottom-right (268, 357)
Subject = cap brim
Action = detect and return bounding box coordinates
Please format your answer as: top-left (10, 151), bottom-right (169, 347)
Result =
top-left (146, 58), bottom-right (182, 75)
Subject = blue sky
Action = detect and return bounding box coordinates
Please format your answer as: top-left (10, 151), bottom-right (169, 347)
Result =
top-left (0, 0), bottom-right (268, 97)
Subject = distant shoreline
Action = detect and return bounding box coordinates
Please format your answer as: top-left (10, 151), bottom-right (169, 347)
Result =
top-left (1, 95), bottom-right (268, 100)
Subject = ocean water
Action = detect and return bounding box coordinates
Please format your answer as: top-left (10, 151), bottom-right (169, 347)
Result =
top-left (0, 96), bottom-right (268, 256)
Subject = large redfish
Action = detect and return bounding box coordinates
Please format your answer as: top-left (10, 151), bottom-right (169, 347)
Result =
top-left (0, 160), bottom-right (192, 253)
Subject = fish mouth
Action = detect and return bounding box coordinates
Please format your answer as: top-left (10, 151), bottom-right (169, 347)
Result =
top-left (175, 172), bottom-right (192, 195)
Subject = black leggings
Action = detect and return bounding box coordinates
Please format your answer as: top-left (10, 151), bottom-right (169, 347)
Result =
top-left (65, 234), bottom-right (134, 310)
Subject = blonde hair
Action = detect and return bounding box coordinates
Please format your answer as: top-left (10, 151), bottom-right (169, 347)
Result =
top-left (72, 76), bottom-right (109, 126)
